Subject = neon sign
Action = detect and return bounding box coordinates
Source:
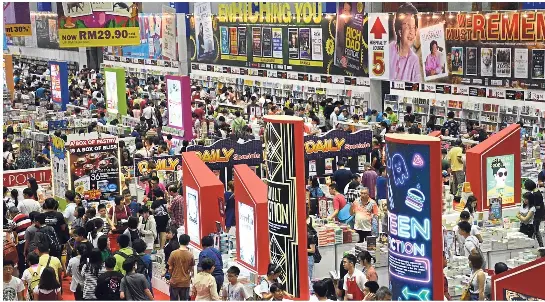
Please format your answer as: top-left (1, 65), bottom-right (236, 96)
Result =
top-left (386, 141), bottom-right (434, 300)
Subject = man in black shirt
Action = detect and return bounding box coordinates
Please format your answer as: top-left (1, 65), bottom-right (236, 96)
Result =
top-left (42, 198), bottom-right (68, 246)
top-left (332, 159), bottom-right (353, 194)
top-left (442, 111), bottom-right (460, 137)
top-left (525, 179), bottom-right (544, 247)
top-left (96, 257), bottom-right (124, 300)
top-left (371, 140), bottom-right (382, 171)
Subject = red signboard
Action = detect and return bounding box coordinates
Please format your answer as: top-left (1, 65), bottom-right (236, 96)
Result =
top-left (3, 168), bottom-right (52, 187)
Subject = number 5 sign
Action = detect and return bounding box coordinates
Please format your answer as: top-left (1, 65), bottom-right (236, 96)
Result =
top-left (368, 14), bottom-right (390, 80)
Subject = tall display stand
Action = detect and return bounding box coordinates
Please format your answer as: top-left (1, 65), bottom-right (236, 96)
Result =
top-left (182, 151), bottom-right (225, 249)
top-left (3, 54), bottom-right (14, 98)
top-left (48, 60), bottom-right (69, 111)
top-left (385, 134), bottom-right (443, 301)
top-left (103, 67), bottom-right (127, 116)
top-left (263, 115), bottom-right (309, 300)
top-left (491, 258), bottom-right (545, 300)
top-left (233, 164), bottom-right (269, 275)
top-left (165, 75), bottom-right (193, 141)
top-left (466, 124), bottom-right (521, 211)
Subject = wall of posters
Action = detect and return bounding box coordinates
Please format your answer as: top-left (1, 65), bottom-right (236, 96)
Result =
top-left (238, 201), bottom-right (256, 267)
top-left (190, 2), bottom-right (369, 77)
top-left (51, 135), bottom-right (69, 202)
top-left (57, 2), bottom-right (140, 48)
top-left (486, 154), bottom-right (515, 206)
top-left (67, 136), bottom-right (120, 203)
top-left (371, 6), bottom-right (545, 89)
top-left (185, 186), bottom-right (200, 246)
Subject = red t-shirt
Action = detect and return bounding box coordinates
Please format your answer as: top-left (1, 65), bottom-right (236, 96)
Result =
top-left (108, 205), bottom-right (130, 223)
top-left (194, 108), bottom-right (205, 120)
top-left (333, 193), bottom-right (347, 220)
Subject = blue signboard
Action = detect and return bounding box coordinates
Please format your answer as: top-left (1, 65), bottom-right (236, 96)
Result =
top-left (48, 120), bottom-right (69, 131)
top-left (386, 141), bottom-right (433, 301)
top-left (48, 60), bottom-right (69, 111)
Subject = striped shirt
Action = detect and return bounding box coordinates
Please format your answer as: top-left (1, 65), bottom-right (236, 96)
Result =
top-left (11, 213), bottom-right (32, 243)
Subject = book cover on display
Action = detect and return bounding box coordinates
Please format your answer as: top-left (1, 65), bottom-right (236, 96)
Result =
top-left (238, 27), bottom-right (247, 56)
top-left (496, 48), bottom-right (512, 78)
top-left (252, 27), bottom-right (262, 57)
top-left (480, 48), bottom-right (493, 77)
top-left (531, 49), bottom-right (544, 79)
top-left (229, 27), bottom-right (238, 55)
top-left (272, 28), bottom-right (283, 58)
top-left (299, 28), bottom-right (311, 60)
top-left (334, 2), bottom-right (365, 75)
top-left (466, 47), bottom-right (478, 76)
top-left (451, 47), bottom-right (464, 75)
top-left (419, 23), bottom-right (448, 81)
top-left (262, 27), bottom-right (272, 58)
top-left (220, 26), bottom-right (229, 55)
top-left (288, 28), bottom-right (299, 59)
top-left (514, 48), bottom-right (529, 79)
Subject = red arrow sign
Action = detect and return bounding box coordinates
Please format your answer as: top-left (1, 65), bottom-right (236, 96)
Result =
top-left (370, 17), bottom-right (387, 39)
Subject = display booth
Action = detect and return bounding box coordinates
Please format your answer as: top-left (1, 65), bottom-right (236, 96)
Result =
top-left (3, 54), bottom-right (15, 98)
top-left (385, 134), bottom-right (443, 301)
top-left (103, 67), bottom-right (127, 116)
top-left (187, 138), bottom-right (263, 186)
top-left (48, 60), bottom-right (69, 111)
top-left (466, 124), bottom-right (521, 212)
top-left (233, 164), bottom-right (269, 276)
top-left (263, 115), bottom-right (309, 300)
top-left (304, 129), bottom-right (373, 178)
top-left (165, 75), bottom-right (193, 141)
top-left (182, 151), bottom-right (225, 249)
top-left (491, 257), bottom-right (545, 300)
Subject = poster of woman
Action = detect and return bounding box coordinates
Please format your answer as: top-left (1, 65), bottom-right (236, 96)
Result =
top-left (388, 3), bottom-right (421, 82)
top-left (419, 23), bottom-right (447, 81)
top-left (451, 47), bottom-right (464, 75)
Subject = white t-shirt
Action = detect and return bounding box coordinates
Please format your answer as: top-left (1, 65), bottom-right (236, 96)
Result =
top-left (142, 106), bottom-right (154, 119)
top-left (259, 279), bottom-right (271, 294)
top-left (453, 224), bottom-right (480, 255)
top-left (3, 277), bottom-right (25, 301)
top-left (63, 202), bottom-right (77, 224)
top-left (464, 235), bottom-right (481, 257)
top-left (519, 205), bottom-right (536, 224)
top-left (343, 269), bottom-right (367, 295)
top-left (67, 256), bottom-right (83, 292)
top-left (222, 282), bottom-right (247, 301)
top-left (18, 199), bottom-right (41, 215)
top-left (21, 265), bottom-right (42, 296)
top-left (33, 287), bottom-right (61, 296)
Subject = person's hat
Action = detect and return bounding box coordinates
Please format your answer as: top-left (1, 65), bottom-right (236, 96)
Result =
top-left (442, 170), bottom-right (449, 178)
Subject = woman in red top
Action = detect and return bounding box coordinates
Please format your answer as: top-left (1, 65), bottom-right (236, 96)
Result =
top-left (358, 251), bottom-right (378, 282)
top-left (108, 195), bottom-right (130, 233)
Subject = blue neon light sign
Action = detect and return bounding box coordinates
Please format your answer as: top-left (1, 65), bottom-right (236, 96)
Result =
top-left (386, 142), bottom-right (433, 301)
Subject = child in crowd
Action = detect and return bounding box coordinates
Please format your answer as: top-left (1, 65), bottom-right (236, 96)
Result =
top-left (96, 257), bottom-right (124, 300)
top-left (33, 267), bottom-right (62, 300)
top-left (21, 252), bottom-right (41, 300)
top-left (222, 266), bottom-right (247, 301)
top-left (97, 203), bottom-right (114, 234)
top-left (269, 283), bottom-right (285, 301)
top-left (193, 258), bottom-right (220, 301)
top-left (66, 245), bottom-right (86, 300)
top-left (120, 258), bottom-right (154, 301)
top-left (123, 216), bottom-right (141, 247)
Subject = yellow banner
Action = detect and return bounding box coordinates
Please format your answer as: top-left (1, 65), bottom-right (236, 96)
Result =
top-left (5, 24), bottom-right (32, 37)
top-left (253, 57), bottom-right (283, 64)
top-left (220, 54), bottom-right (248, 61)
top-left (288, 59), bottom-right (323, 67)
top-left (58, 27), bottom-right (140, 48)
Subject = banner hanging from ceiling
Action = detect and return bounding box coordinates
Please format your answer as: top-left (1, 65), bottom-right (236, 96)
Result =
top-left (3, 2), bottom-right (32, 37)
top-left (58, 2), bottom-right (140, 48)
top-left (189, 2), bottom-right (369, 77)
top-left (369, 4), bottom-right (545, 89)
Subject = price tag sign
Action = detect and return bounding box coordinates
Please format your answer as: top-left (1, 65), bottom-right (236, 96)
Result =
top-left (59, 27), bottom-right (140, 48)
top-left (5, 24), bottom-right (32, 37)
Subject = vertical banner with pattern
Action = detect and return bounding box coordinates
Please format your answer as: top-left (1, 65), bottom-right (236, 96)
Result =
top-left (51, 135), bottom-right (68, 203)
top-left (162, 5), bottom-right (177, 60)
top-left (194, 2), bottom-right (215, 61)
top-left (264, 116), bottom-right (309, 300)
top-left (104, 67), bottom-right (127, 116)
top-left (3, 2), bottom-right (32, 36)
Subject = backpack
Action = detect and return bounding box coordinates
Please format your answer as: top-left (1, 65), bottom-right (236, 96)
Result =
top-left (35, 226), bottom-right (62, 254)
top-left (115, 250), bottom-right (149, 277)
top-left (27, 266), bottom-right (43, 300)
top-left (308, 222), bottom-right (322, 264)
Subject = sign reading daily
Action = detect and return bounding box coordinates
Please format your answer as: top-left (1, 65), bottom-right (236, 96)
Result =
top-left (304, 129), bottom-right (372, 160)
top-left (369, 5), bottom-right (545, 89)
top-left (190, 2), bottom-right (369, 77)
top-left (134, 155), bottom-right (183, 177)
top-left (58, 2), bottom-right (140, 48)
top-left (386, 140), bottom-right (433, 301)
top-left (186, 139), bottom-right (263, 170)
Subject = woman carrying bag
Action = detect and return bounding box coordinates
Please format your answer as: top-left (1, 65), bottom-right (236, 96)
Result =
top-left (138, 206), bottom-right (157, 253)
top-left (462, 254), bottom-right (486, 301)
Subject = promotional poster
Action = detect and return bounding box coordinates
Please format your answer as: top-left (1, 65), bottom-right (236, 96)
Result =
top-left (186, 139), bottom-right (263, 171)
top-left (50, 63), bottom-right (62, 104)
top-left (419, 23), bottom-right (448, 81)
top-left (49, 61), bottom-right (69, 111)
top-left (186, 186), bottom-right (200, 245)
top-left (103, 67), bottom-right (127, 116)
top-left (304, 129), bottom-right (373, 161)
top-left (385, 135), bottom-right (442, 301)
top-left (238, 201), bottom-right (256, 267)
top-left (194, 2), bottom-right (215, 60)
top-left (486, 155), bottom-right (515, 206)
top-left (334, 2), bottom-right (366, 75)
top-left (3, 2), bottom-right (32, 37)
top-left (189, 2), bottom-right (369, 77)
top-left (35, 13), bottom-right (61, 49)
top-left (105, 71), bottom-right (119, 114)
top-left (161, 5), bottom-right (177, 60)
top-left (57, 2), bottom-right (140, 48)
top-left (532, 49), bottom-right (545, 79)
top-left (167, 77), bottom-right (183, 129)
top-left (51, 135), bottom-right (69, 202)
top-left (374, 6), bottom-right (545, 89)
top-left (67, 137), bottom-right (120, 203)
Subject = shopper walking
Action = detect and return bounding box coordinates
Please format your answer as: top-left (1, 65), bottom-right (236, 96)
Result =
top-left (342, 254), bottom-right (366, 301)
top-left (199, 236), bottom-right (224, 295)
top-left (95, 257), bottom-right (124, 300)
top-left (120, 258), bottom-right (154, 301)
top-left (167, 234), bottom-right (195, 301)
top-left (524, 179), bottom-right (544, 247)
top-left (224, 181), bottom-right (236, 232)
top-left (447, 140), bottom-right (465, 195)
top-left (138, 206), bottom-right (157, 253)
top-left (465, 254), bottom-right (486, 301)
top-left (351, 187), bottom-right (379, 242)
top-left (32, 267), bottom-right (62, 301)
top-left (192, 258), bottom-right (220, 301)
top-left (168, 185), bottom-right (184, 229)
top-left (358, 251), bottom-right (378, 282)
top-left (81, 249), bottom-right (106, 300)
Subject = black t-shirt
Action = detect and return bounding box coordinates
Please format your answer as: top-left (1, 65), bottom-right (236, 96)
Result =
top-left (96, 270), bottom-right (124, 300)
top-left (332, 168), bottom-right (353, 193)
top-left (44, 211), bottom-right (68, 244)
top-left (371, 148), bottom-right (382, 170)
top-left (307, 225), bottom-right (317, 256)
top-left (532, 191), bottom-right (545, 219)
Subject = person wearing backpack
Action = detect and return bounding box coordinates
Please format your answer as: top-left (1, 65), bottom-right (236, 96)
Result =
top-left (21, 252), bottom-right (42, 300)
top-left (132, 239), bottom-right (153, 290)
top-left (123, 216), bottom-right (141, 247)
top-left (34, 213), bottom-right (62, 261)
top-left (36, 242), bottom-right (63, 284)
top-left (120, 258), bottom-right (154, 301)
top-left (32, 267), bottom-right (61, 301)
top-left (114, 234), bottom-right (134, 275)
top-left (81, 248), bottom-right (106, 300)
top-left (95, 257), bottom-right (124, 300)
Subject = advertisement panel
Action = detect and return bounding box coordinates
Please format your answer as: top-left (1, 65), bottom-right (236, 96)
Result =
top-left (3, 168), bottom-right (52, 187)
top-left (368, 13), bottom-right (390, 80)
top-left (35, 13), bottom-right (60, 49)
top-left (3, 54), bottom-right (14, 98)
top-left (385, 134), bottom-right (443, 301)
top-left (334, 2), bottom-right (366, 75)
top-left (67, 137), bottom-right (120, 203)
top-left (186, 186), bottom-right (200, 245)
top-left (486, 154), bottom-right (515, 207)
top-left (104, 67), bottom-right (127, 116)
top-left (304, 129), bottom-right (372, 161)
top-left (161, 6), bottom-right (177, 60)
top-left (166, 77), bottom-right (183, 129)
top-left (238, 201), bottom-right (256, 267)
top-left (134, 155), bottom-right (182, 177)
top-left (186, 139), bottom-right (263, 171)
top-left (49, 61), bottom-right (69, 111)
top-left (3, 2), bottom-right (32, 37)
top-left (380, 4), bottom-right (545, 89)
top-left (194, 2), bottom-right (215, 61)
top-left (190, 2), bottom-right (369, 77)
top-left (51, 135), bottom-right (69, 201)
top-left (58, 2), bottom-right (140, 48)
